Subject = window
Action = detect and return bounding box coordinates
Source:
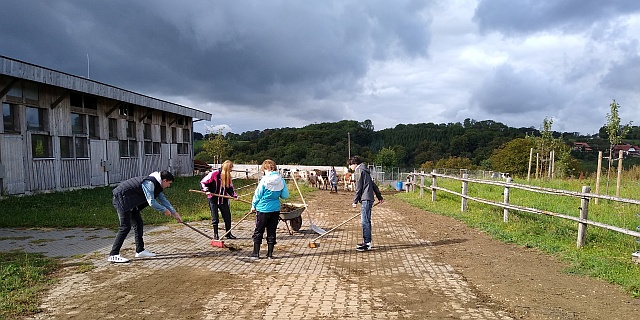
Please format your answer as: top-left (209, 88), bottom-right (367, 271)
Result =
top-left (182, 128), bottom-right (190, 143)
top-left (31, 134), bottom-right (52, 158)
top-left (75, 137), bottom-right (88, 158)
top-left (177, 143), bottom-right (189, 154)
top-left (119, 104), bottom-right (134, 117)
top-left (7, 81), bottom-right (39, 102)
top-left (71, 113), bottom-right (86, 134)
top-left (144, 123), bottom-right (151, 140)
top-left (26, 107), bottom-right (46, 131)
top-left (161, 126), bottom-right (167, 143)
top-left (70, 93), bottom-right (97, 110)
top-left (126, 121), bottom-right (136, 138)
top-left (108, 118), bottom-right (118, 139)
top-left (119, 140), bottom-right (137, 158)
top-left (60, 136), bottom-right (89, 159)
top-left (88, 115), bottom-right (99, 138)
top-left (60, 136), bottom-right (73, 158)
top-left (177, 117), bottom-right (185, 126)
top-left (144, 141), bottom-right (161, 155)
top-left (171, 127), bottom-right (177, 143)
top-left (161, 112), bottom-right (167, 124)
top-left (3, 103), bottom-right (19, 133)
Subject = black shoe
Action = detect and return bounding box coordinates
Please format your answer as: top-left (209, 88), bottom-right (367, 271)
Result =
top-left (213, 234), bottom-right (219, 240)
top-left (356, 242), bottom-right (371, 251)
top-left (226, 234), bottom-right (237, 239)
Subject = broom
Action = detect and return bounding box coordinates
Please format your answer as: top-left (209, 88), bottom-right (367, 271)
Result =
top-left (308, 201), bottom-right (381, 248)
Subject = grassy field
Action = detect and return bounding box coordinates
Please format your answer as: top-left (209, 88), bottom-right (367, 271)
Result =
top-left (0, 175), bottom-right (314, 228)
top-left (0, 252), bottom-right (58, 319)
top-left (397, 175), bottom-right (640, 297)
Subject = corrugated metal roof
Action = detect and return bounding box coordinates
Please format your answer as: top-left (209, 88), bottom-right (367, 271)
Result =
top-left (0, 55), bottom-right (211, 121)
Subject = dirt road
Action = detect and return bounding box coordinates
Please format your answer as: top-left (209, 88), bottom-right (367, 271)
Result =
top-left (21, 190), bottom-right (640, 319)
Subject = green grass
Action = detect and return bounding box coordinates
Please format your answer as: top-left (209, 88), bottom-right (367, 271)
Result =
top-left (397, 176), bottom-right (640, 297)
top-left (0, 175), bottom-right (314, 228)
top-left (0, 251), bottom-right (59, 319)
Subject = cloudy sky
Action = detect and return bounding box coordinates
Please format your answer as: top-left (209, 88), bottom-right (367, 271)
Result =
top-left (2, 0), bottom-right (639, 136)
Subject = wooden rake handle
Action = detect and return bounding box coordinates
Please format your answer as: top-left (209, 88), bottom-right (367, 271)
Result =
top-left (310, 201), bottom-right (382, 243)
top-left (189, 189), bottom-right (252, 205)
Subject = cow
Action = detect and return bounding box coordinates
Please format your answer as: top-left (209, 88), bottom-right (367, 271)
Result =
top-left (343, 172), bottom-right (355, 191)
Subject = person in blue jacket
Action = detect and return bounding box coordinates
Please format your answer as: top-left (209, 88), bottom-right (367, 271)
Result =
top-left (250, 159), bottom-right (289, 259)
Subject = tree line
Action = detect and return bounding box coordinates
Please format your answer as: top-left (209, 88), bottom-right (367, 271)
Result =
top-left (195, 101), bottom-right (639, 179)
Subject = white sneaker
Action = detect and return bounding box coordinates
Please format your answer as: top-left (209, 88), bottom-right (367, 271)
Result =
top-left (107, 255), bottom-right (130, 263)
top-left (632, 251), bottom-right (640, 258)
top-left (135, 250), bottom-right (157, 258)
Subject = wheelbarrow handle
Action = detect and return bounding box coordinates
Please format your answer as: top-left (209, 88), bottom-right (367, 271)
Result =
top-left (189, 189), bottom-right (252, 205)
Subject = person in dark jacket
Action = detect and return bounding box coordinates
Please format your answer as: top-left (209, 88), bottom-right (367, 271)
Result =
top-left (108, 170), bottom-right (182, 263)
top-left (200, 160), bottom-right (238, 240)
top-left (349, 156), bottom-right (383, 252)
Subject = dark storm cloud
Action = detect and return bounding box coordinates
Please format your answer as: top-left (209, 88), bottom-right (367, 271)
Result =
top-left (600, 41), bottom-right (640, 91)
top-left (470, 64), bottom-right (569, 114)
top-left (0, 0), bottom-right (432, 110)
top-left (473, 0), bottom-right (640, 35)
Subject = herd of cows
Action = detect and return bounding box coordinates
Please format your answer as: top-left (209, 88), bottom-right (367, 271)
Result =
top-left (280, 168), bottom-right (355, 191)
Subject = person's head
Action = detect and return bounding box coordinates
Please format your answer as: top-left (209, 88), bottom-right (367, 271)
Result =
top-left (261, 159), bottom-right (277, 173)
top-left (221, 160), bottom-right (234, 186)
top-left (348, 156), bottom-right (362, 170)
top-left (160, 170), bottom-right (174, 188)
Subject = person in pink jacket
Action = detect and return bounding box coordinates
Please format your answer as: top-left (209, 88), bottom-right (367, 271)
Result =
top-left (200, 160), bottom-right (238, 240)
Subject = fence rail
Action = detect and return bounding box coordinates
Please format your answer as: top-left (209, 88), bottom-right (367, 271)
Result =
top-left (408, 171), bottom-right (640, 248)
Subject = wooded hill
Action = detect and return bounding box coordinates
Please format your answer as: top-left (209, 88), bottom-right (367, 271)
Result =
top-left (196, 119), bottom-right (544, 168)
top-left (194, 118), bottom-right (640, 174)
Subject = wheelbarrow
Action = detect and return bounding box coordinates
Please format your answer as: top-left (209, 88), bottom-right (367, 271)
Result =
top-left (280, 203), bottom-right (306, 235)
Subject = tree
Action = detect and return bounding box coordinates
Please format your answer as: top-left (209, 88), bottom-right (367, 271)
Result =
top-left (604, 99), bottom-right (631, 193)
top-left (375, 147), bottom-right (397, 168)
top-left (201, 128), bottom-right (231, 165)
top-left (490, 138), bottom-right (537, 176)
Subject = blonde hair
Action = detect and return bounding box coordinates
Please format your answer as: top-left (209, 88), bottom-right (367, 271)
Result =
top-left (261, 159), bottom-right (277, 172)
top-left (220, 160), bottom-right (233, 187)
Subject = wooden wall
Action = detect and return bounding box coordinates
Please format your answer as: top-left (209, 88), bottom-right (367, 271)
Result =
top-left (0, 75), bottom-right (197, 195)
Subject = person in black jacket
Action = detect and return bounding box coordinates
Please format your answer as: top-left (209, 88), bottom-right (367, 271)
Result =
top-left (349, 156), bottom-right (383, 252)
top-left (108, 170), bottom-right (182, 263)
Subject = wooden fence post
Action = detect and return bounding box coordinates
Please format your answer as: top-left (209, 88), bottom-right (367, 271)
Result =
top-left (616, 150), bottom-right (623, 198)
top-left (420, 173), bottom-right (425, 198)
top-left (595, 151), bottom-right (602, 205)
top-left (431, 170), bottom-right (437, 201)
top-left (527, 148), bottom-right (533, 182)
top-left (503, 177), bottom-right (512, 222)
top-left (461, 173), bottom-right (468, 212)
top-left (577, 186), bottom-right (591, 248)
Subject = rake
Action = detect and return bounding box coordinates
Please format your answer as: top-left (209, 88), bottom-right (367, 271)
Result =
top-left (291, 175), bottom-right (326, 235)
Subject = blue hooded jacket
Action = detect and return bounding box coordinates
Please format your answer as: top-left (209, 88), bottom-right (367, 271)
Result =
top-left (252, 171), bottom-right (289, 212)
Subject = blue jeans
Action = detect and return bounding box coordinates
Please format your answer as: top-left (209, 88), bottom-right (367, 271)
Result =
top-left (360, 200), bottom-right (373, 244)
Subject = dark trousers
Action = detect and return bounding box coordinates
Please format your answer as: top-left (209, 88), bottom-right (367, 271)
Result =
top-left (208, 198), bottom-right (232, 231)
top-left (110, 198), bottom-right (145, 256)
top-left (252, 211), bottom-right (280, 245)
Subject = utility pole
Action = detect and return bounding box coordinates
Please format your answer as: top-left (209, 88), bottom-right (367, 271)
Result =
top-left (348, 132), bottom-right (351, 160)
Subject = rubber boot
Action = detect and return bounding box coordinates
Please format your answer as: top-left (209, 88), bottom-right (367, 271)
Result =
top-left (213, 225), bottom-right (219, 240)
top-left (267, 244), bottom-right (275, 260)
top-left (225, 228), bottom-right (237, 239)
top-left (250, 243), bottom-right (260, 260)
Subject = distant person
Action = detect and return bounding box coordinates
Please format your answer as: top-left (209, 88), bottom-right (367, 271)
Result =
top-left (349, 156), bottom-right (383, 252)
top-left (200, 160), bottom-right (238, 240)
top-left (108, 170), bottom-right (182, 263)
top-left (250, 159), bottom-right (289, 259)
top-left (328, 166), bottom-right (338, 193)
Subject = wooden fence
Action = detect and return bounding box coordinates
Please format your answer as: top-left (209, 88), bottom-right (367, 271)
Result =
top-left (408, 171), bottom-right (640, 249)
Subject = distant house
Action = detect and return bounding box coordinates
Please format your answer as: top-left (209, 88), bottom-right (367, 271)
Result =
top-left (573, 142), bottom-right (593, 152)
top-left (1, 56), bottom-right (211, 195)
top-left (612, 144), bottom-right (640, 158)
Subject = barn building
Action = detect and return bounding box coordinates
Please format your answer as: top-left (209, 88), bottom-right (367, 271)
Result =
top-left (0, 56), bottom-right (211, 195)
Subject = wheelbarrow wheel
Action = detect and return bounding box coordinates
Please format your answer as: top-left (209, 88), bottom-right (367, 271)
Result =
top-left (290, 216), bottom-right (303, 231)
